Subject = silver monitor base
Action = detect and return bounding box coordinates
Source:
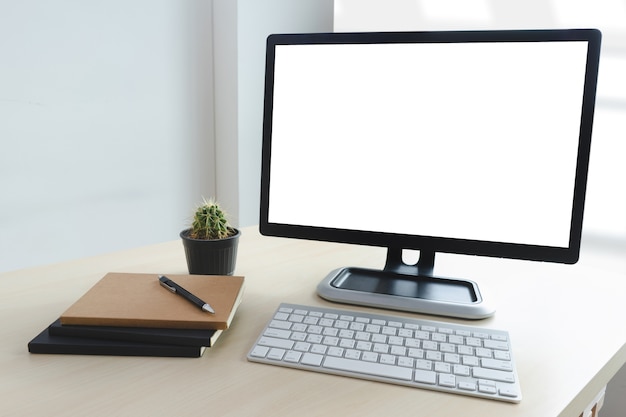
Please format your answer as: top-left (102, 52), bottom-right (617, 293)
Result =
top-left (317, 267), bottom-right (495, 320)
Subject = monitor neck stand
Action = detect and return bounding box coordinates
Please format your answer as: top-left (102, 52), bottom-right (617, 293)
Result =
top-left (316, 247), bottom-right (495, 320)
top-left (384, 247), bottom-right (435, 277)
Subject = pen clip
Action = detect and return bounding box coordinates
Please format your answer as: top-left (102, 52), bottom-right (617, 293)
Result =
top-left (159, 280), bottom-right (176, 293)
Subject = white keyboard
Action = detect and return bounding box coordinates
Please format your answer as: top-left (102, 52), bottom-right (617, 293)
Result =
top-left (247, 303), bottom-right (522, 403)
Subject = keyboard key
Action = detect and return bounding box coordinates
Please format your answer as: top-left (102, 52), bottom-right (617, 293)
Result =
top-left (466, 337), bottom-right (482, 347)
top-left (462, 356), bottom-right (480, 367)
top-left (473, 367), bottom-right (515, 383)
top-left (311, 344), bottom-right (327, 354)
top-left (423, 341), bottom-right (438, 350)
top-left (382, 326), bottom-right (397, 336)
top-left (444, 353), bottom-right (460, 364)
top-left (408, 348), bottom-right (424, 358)
top-left (380, 354), bottom-right (396, 365)
top-left (264, 328), bottom-right (291, 339)
top-left (319, 318), bottom-right (334, 327)
top-left (458, 381), bottom-right (477, 391)
top-left (301, 352), bottom-right (323, 366)
top-left (388, 336), bottom-right (404, 346)
top-left (334, 320), bottom-right (350, 329)
top-left (440, 343), bottom-right (456, 353)
top-left (397, 356), bottom-right (414, 368)
top-left (289, 314), bottom-right (305, 323)
top-left (405, 339), bottom-right (421, 348)
top-left (458, 345), bottom-right (473, 355)
top-left (267, 348), bottom-right (286, 360)
top-left (398, 328), bottom-right (413, 338)
top-left (475, 348), bottom-right (492, 358)
top-left (355, 331), bottom-right (371, 341)
top-left (356, 341), bottom-right (372, 351)
top-left (294, 341), bottom-right (310, 352)
top-left (434, 362), bottom-right (451, 373)
top-left (258, 336), bottom-right (294, 350)
top-left (339, 329), bottom-right (354, 339)
top-left (426, 351), bottom-right (442, 361)
top-left (415, 330), bottom-right (430, 340)
top-left (284, 350), bottom-right (302, 362)
top-left (390, 346), bottom-right (406, 356)
top-left (484, 339), bottom-right (509, 351)
top-left (345, 349), bottom-right (361, 360)
top-left (339, 339), bottom-right (355, 349)
top-left (499, 385), bottom-right (520, 398)
top-left (274, 312), bottom-right (290, 320)
top-left (322, 336), bottom-right (339, 346)
top-left (494, 350), bottom-right (511, 361)
top-left (269, 320), bottom-right (292, 330)
top-left (291, 332), bottom-right (307, 341)
top-left (324, 357), bottom-right (412, 381)
top-left (432, 333), bottom-right (447, 342)
top-left (327, 347), bottom-right (344, 357)
top-left (439, 373), bottom-right (456, 387)
top-left (481, 358), bottom-right (514, 371)
top-left (414, 370), bottom-right (437, 384)
top-left (373, 343), bottom-right (390, 354)
top-left (250, 345), bottom-right (270, 358)
top-left (479, 384), bottom-right (498, 394)
top-left (292, 323), bottom-right (307, 332)
top-left (371, 333), bottom-right (387, 343)
top-left (307, 325), bottom-right (323, 335)
top-left (453, 365), bottom-right (471, 376)
top-left (349, 322), bottom-right (365, 331)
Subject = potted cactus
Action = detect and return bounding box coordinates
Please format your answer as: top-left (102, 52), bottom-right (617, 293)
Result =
top-left (180, 198), bottom-right (240, 275)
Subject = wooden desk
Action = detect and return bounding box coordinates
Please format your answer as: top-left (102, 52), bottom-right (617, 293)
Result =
top-left (1, 226), bottom-right (624, 416)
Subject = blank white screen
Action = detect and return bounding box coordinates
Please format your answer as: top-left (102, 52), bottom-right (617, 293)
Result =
top-left (268, 41), bottom-right (589, 248)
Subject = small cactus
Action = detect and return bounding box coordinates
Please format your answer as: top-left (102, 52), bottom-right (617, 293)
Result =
top-left (189, 198), bottom-right (235, 240)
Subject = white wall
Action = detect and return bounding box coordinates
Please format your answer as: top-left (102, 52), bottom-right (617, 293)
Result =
top-left (0, 0), bottom-right (216, 272)
top-left (0, 0), bottom-right (333, 273)
top-left (213, 0), bottom-right (334, 227)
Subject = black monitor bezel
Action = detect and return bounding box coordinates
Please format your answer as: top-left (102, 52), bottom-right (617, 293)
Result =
top-left (259, 29), bottom-right (601, 265)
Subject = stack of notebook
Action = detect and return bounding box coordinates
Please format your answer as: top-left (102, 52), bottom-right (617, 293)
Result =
top-left (28, 272), bottom-right (245, 358)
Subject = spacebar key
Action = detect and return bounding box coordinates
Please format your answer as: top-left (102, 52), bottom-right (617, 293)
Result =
top-left (323, 357), bottom-right (413, 381)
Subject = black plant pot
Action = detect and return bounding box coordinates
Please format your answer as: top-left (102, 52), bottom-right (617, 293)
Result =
top-left (180, 228), bottom-right (240, 275)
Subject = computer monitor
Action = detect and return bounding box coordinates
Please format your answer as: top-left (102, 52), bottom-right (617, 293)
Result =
top-left (259, 29), bottom-right (601, 319)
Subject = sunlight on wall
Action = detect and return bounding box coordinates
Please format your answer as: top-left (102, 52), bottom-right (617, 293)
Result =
top-left (421, 0), bottom-right (492, 24)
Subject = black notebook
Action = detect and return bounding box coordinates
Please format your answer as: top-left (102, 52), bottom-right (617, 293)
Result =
top-left (28, 325), bottom-right (206, 358)
top-left (48, 319), bottom-right (221, 347)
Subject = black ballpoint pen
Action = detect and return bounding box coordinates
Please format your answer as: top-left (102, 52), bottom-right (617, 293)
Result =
top-left (158, 275), bottom-right (215, 314)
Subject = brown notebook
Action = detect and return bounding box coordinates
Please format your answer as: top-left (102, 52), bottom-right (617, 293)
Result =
top-left (60, 273), bottom-right (245, 330)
